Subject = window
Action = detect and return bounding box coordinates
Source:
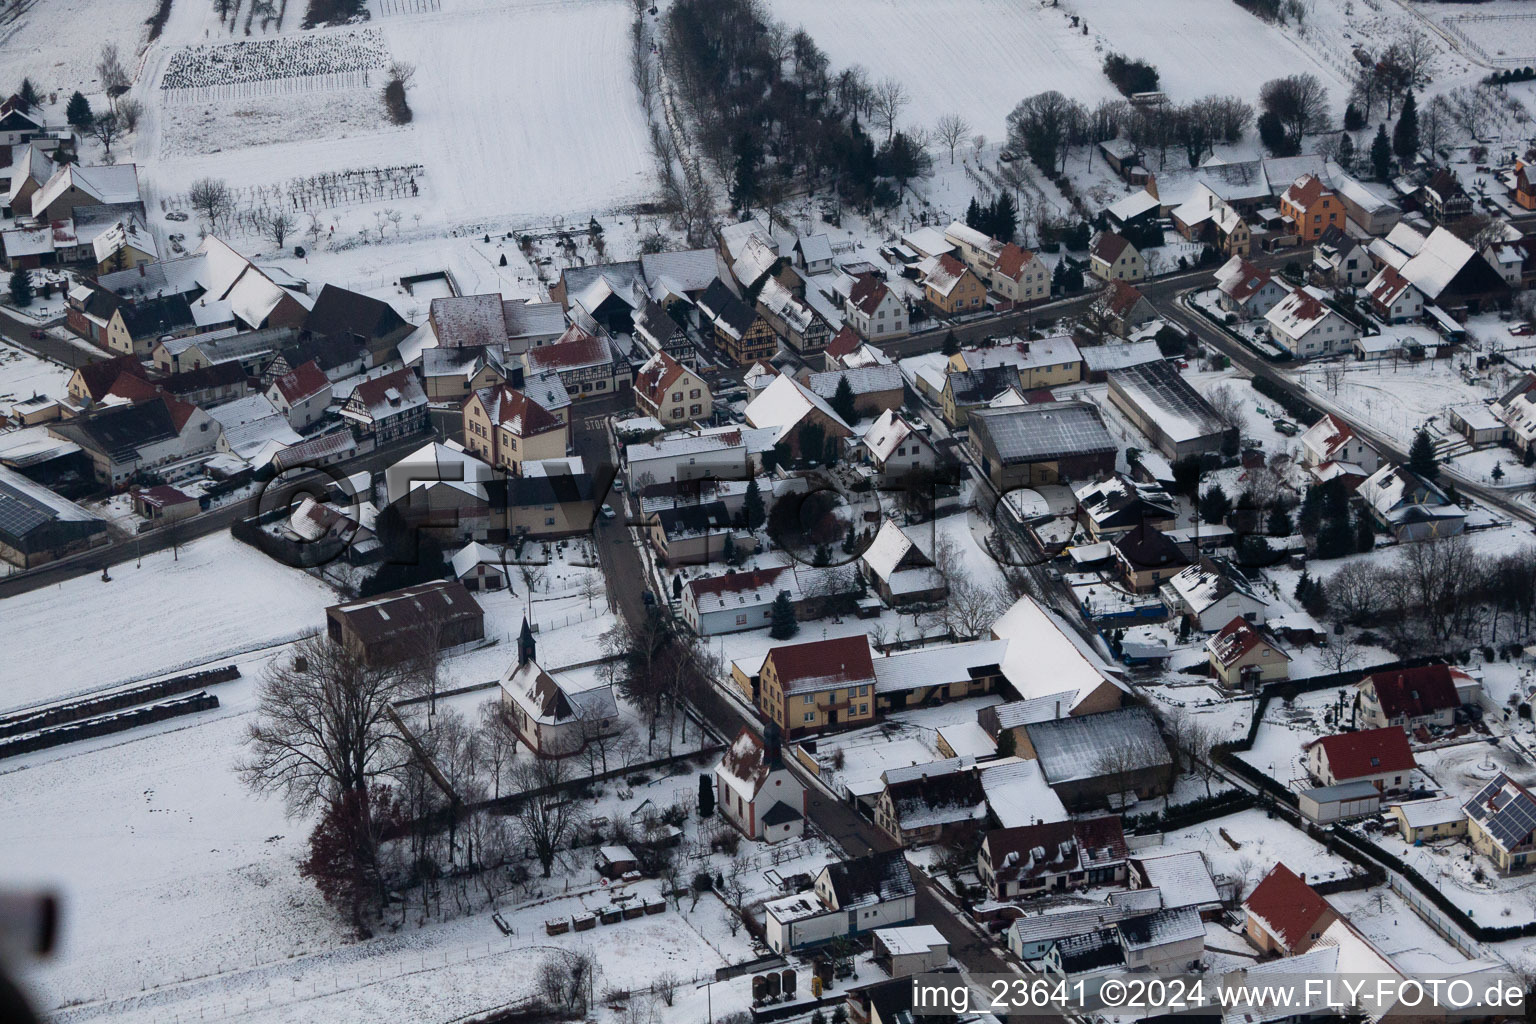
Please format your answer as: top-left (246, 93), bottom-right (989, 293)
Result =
top-left (803, 712), bottom-right (815, 723)
top-left (672, 392), bottom-right (682, 402)
top-left (690, 389), bottom-right (700, 399)
top-left (544, 516), bottom-right (555, 526)
top-left (736, 614), bottom-right (747, 625)
top-left (859, 703), bottom-right (868, 714)
top-left (803, 694), bottom-right (813, 704)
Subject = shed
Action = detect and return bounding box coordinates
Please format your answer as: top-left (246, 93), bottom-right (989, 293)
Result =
top-left (872, 924), bottom-right (948, 978)
top-left (597, 845), bottom-right (638, 878)
top-left (1298, 780), bottom-right (1381, 824)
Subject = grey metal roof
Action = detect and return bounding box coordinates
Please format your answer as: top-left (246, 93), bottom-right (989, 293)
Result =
top-left (1108, 359), bottom-right (1227, 444)
top-left (968, 402), bottom-right (1115, 463)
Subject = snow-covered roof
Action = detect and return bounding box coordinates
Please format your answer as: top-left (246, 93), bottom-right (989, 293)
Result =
top-left (861, 409), bottom-right (921, 463)
top-left (1165, 559), bottom-right (1266, 616)
top-left (1106, 190), bottom-right (1160, 223)
top-left (1118, 906), bottom-right (1204, 951)
top-left (30, 162), bottom-right (139, 217)
top-left (796, 233), bottom-right (835, 266)
top-left (743, 372), bottom-right (851, 440)
top-left (990, 596), bottom-right (1127, 709)
top-left (873, 924), bottom-right (945, 957)
top-left (1108, 359), bottom-right (1227, 444)
top-left (960, 335), bottom-right (1081, 374)
top-left (1264, 285), bottom-right (1340, 340)
top-left (1079, 340), bottom-right (1162, 374)
top-left (92, 216), bottom-right (157, 264)
top-left (871, 639), bottom-right (1008, 695)
top-left (1391, 795), bottom-right (1464, 830)
top-left (979, 757), bottom-right (1068, 827)
top-left (860, 518), bottom-right (929, 582)
top-left (1397, 226), bottom-right (1478, 300)
top-left (901, 226), bottom-right (954, 258)
top-left (0, 464), bottom-right (103, 530)
top-left (804, 364), bottom-right (903, 401)
top-left (1027, 706), bottom-right (1171, 786)
top-left (1132, 848), bottom-right (1221, 910)
top-left (944, 220), bottom-right (1004, 259)
top-left (718, 218), bottom-right (775, 262)
top-left (449, 541), bottom-right (503, 580)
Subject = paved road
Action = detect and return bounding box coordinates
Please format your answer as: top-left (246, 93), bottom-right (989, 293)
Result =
top-left (1160, 290), bottom-right (1536, 530)
top-left (0, 304), bottom-right (100, 369)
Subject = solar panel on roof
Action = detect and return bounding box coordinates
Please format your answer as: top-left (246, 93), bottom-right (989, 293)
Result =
top-left (0, 479), bottom-right (53, 537)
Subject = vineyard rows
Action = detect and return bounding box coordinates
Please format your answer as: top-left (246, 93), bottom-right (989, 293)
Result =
top-left (160, 27), bottom-right (388, 90)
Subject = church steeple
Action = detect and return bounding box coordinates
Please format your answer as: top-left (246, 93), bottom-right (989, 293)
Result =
top-left (518, 617), bottom-right (536, 666)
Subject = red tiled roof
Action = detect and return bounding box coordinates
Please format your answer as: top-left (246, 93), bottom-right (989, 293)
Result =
top-left (1312, 727), bottom-right (1416, 780)
top-left (1369, 265), bottom-right (1414, 305)
top-left (529, 325), bottom-right (609, 370)
top-left (1105, 279), bottom-right (1146, 318)
top-left (848, 274), bottom-right (890, 317)
top-left (162, 393), bottom-right (199, 431)
top-left (1308, 414), bottom-right (1354, 458)
top-left (1222, 259), bottom-right (1273, 302)
top-left (271, 359), bottom-right (330, 404)
top-left (634, 351), bottom-right (688, 405)
top-left (485, 383), bottom-right (561, 436)
top-left (1365, 664), bottom-right (1466, 720)
top-left (1245, 863), bottom-right (1332, 951)
top-left (825, 325), bottom-right (861, 359)
top-left (353, 367), bottom-right (421, 410)
top-left (1284, 174), bottom-right (1331, 209)
top-left (689, 565), bottom-right (788, 597)
top-left (1090, 231), bottom-right (1130, 264)
top-left (104, 372), bottom-right (162, 404)
top-left (1208, 616), bottom-right (1286, 668)
top-left (76, 354), bottom-right (147, 400)
top-left (766, 634), bottom-right (875, 691)
top-left (994, 242), bottom-right (1038, 282)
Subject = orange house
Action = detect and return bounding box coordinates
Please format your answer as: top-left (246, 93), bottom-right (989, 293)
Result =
top-left (1512, 162), bottom-right (1536, 211)
top-left (922, 253), bottom-right (987, 314)
top-left (1279, 174), bottom-right (1342, 242)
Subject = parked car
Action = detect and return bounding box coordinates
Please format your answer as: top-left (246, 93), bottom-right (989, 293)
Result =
top-left (1509, 322), bottom-right (1535, 336)
top-left (1274, 419), bottom-right (1300, 436)
top-left (600, 503), bottom-right (616, 520)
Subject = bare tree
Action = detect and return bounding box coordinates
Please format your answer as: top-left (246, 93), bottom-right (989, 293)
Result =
top-left (88, 113), bottom-right (122, 160)
top-left (96, 43), bottom-right (129, 97)
top-left (654, 973), bottom-right (679, 1007)
top-left (115, 97), bottom-right (143, 132)
top-left (188, 177), bottom-right (233, 231)
top-left (510, 756), bottom-right (585, 877)
top-left (1260, 74), bottom-right (1331, 148)
top-left (872, 78), bottom-right (909, 142)
top-left (238, 634), bottom-right (412, 814)
top-left (477, 698), bottom-right (519, 799)
top-left (1321, 630), bottom-right (1361, 676)
top-left (934, 113), bottom-right (971, 164)
top-left (1395, 28), bottom-right (1438, 90)
top-left (947, 576), bottom-right (1002, 638)
top-left (386, 60), bottom-right (417, 91)
top-left (257, 208), bottom-right (297, 248)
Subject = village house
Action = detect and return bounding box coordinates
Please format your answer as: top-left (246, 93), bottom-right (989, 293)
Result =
top-left (1357, 663), bottom-right (1476, 732)
top-left (756, 275), bottom-right (833, 358)
top-left (868, 640), bottom-right (1007, 717)
top-left (1422, 168), bottom-right (1472, 224)
top-left (1215, 256), bottom-right (1289, 320)
top-left (860, 409), bottom-right (936, 481)
top-left (697, 279), bottom-right (778, 366)
top-left (499, 620), bottom-right (619, 758)
top-left (792, 233), bottom-right (835, 275)
top-left (339, 368), bottom-right (428, 444)
top-left (1088, 231), bottom-right (1143, 283)
top-left (624, 424), bottom-right (776, 486)
top-left (938, 364), bottom-right (1018, 427)
top-left (460, 382), bottom-right (568, 474)
top-left (1264, 287), bottom-right (1359, 358)
top-left (65, 353), bottom-right (147, 407)
top-left (966, 402), bottom-right (1116, 490)
top-left (525, 323), bottom-right (624, 397)
top-left (859, 518), bottom-right (947, 606)
top-left (1304, 727), bottom-right (1417, 793)
top-left (1112, 522), bottom-right (1189, 593)
top-left (943, 221), bottom-right (1005, 279)
top-left (987, 596), bottom-right (1132, 723)
top-left (325, 580), bottom-right (485, 667)
top-left (1370, 222), bottom-right (1509, 315)
top-left (1494, 374), bottom-right (1536, 456)
top-left (1172, 184), bottom-right (1250, 257)
top-left (977, 816), bottom-right (1129, 901)
top-left (645, 501), bottom-right (755, 567)
top-left (1100, 280), bottom-right (1156, 337)
top-left (920, 253), bottom-right (987, 314)
top-left (1024, 706), bottom-right (1173, 811)
top-left (1206, 616), bottom-right (1289, 689)
top-left (632, 351), bottom-right (712, 425)
top-left (496, 464), bottom-right (599, 539)
top-left (1464, 774), bottom-right (1536, 873)
top-left (448, 541), bottom-right (508, 592)
top-left (949, 335), bottom-right (1084, 390)
top-left (821, 327), bottom-right (891, 372)
top-left (871, 926), bottom-right (948, 979)
top-left (1075, 475), bottom-right (1176, 541)
top-left (755, 634), bottom-right (877, 739)
top-left (66, 283), bottom-right (198, 358)
top-left (1279, 174), bottom-right (1343, 242)
top-left (1298, 414), bottom-right (1381, 476)
top-left (300, 284), bottom-right (415, 367)
top-left (680, 563), bottom-right (856, 637)
top-left (762, 850), bottom-right (916, 954)
top-left (49, 393), bottom-right (221, 487)
top-left (1312, 225), bottom-right (1373, 289)
top-left (98, 237), bottom-right (312, 334)
top-left (160, 362), bottom-right (248, 410)
top-left (843, 274), bottom-right (908, 340)
top-left (742, 372), bottom-right (853, 460)
top-left (1358, 464), bottom-right (1465, 542)
top-left (1242, 863), bottom-right (1338, 955)
top-left (631, 299), bottom-right (696, 369)
top-left (1450, 401), bottom-right (1510, 449)
top-left (1162, 558), bottom-right (1269, 631)
top-left (1364, 265), bottom-right (1425, 323)
top-left (873, 759), bottom-right (987, 847)
top-left (715, 726), bottom-right (807, 843)
top-left (1107, 359), bottom-right (1236, 460)
top-left (263, 360), bottom-right (332, 431)
top-left (990, 243), bottom-right (1050, 306)
top-left (803, 364), bottom-right (905, 418)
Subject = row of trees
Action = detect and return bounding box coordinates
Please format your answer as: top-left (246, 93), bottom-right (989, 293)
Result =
top-left (1005, 90), bottom-right (1254, 175)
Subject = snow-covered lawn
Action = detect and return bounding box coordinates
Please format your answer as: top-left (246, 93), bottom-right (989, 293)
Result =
top-left (0, 0), bottom-right (156, 97)
top-left (1161, 808), bottom-right (1361, 888)
top-left (1290, 358), bottom-right (1502, 441)
top-left (0, 532), bottom-right (343, 714)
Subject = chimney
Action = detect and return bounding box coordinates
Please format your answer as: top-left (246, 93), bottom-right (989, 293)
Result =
top-left (1298, 872), bottom-right (1305, 884)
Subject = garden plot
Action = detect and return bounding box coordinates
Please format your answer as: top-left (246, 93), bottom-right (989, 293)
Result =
top-left (158, 87), bottom-right (388, 159)
top-left (159, 27), bottom-right (390, 99)
top-left (0, 532), bottom-right (342, 714)
top-left (1371, 824), bottom-right (1536, 929)
top-left (1236, 688), bottom-right (1343, 791)
top-left (1161, 808), bottom-right (1361, 888)
top-left (1291, 358), bottom-right (1502, 441)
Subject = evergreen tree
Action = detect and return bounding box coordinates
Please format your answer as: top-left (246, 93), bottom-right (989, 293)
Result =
top-left (1392, 91), bottom-right (1419, 161)
top-left (1199, 484), bottom-right (1231, 525)
top-left (996, 729), bottom-right (1017, 757)
top-left (830, 375), bottom-right (858, 424)
top-left (1293, 570), bottom-right (1313, 603)
top-left (841, 523), bottom-right (857, 555)
top-left (698, 774), bottom-right (715, 818)
top-left (722, 532), bottom-right (740, 566)
top-left (941, 331), bottom-right (960, 356)
top-left (1408, 428), bottom-right (1438, 481)
top-left (1370, 125), bottom-right (1392, 181)
top-left (1298, 485), bottom-right (1323, 535)
top-left (730, 131), bottom-right (761, 211)
top-left (673, 574), bottom-right (683, 599)
top-left (743, 476), bottom-right (766, 531)
top-left (1492, 462), bottom-right (1505, 482)
top-left (66, 91), bottom-right (92, 129)
top-left (8, 268), bottom-right (33, 307)
top-left (812, 544), bottom-right (831, 567)
top-left (822, 434), bottom-right (840, 467)
top-left (1316, 516), bottom-right (1354, 559)
top-left (1267, 504), bottom-right (1292, 537)
top-left (1343, 102), bottom-right (1365, 132)
top-left (1257, 111), bottom-right (1290, 156)
top-left (1337, 132), bottom-right (1355, 167)
top-left (965, 196), bottom-right (983, 231)
top-left (769, 592), bottom-right (799, 639)
top-left (1445, 480), bottom-right (1459, 505)
top-left (1354, 509), bottom-right (1375, 553)
top-left (18, 77), bottom-right (41, 110)
top-left (990, 193), bottom-right (1018, 242)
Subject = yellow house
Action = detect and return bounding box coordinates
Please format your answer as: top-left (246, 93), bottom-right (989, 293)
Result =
top-left (633, 350), bottom-right (712, 425)
top-left (1388, 797), bottom-right (1467, 844)
top-left (1088, 231), bottom-right (1144, 283)
top-left (460, 383), bottom-right (568, 475)
top-left (922, 254), bottom-right (987, 314)
top-left (758, 635), bottom-right (877, 739)
top-left (1206, 616), bottom-right (1289, 688)
top-left (1465, 775), bottom-right (1536, 873)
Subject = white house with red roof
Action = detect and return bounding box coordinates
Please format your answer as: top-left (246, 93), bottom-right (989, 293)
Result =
top-left (524, 323), bottom-right (622, 396)
top-left (632, 350), bottom-right (711, 425)
top-left (714, 726), bottom-right (806, 843)
top-left (1206, 616), bottom-right (1289, 688)
top-left (1364, 265), bottom-right (1425, 323)
top-left (264, 359), bottom-right (332, 430)
top-left (1298, 414), bottom-right (1380, 476)
top-left (843, 274), bottom-right (908, 340)
top-left (340, 368), bottom-right (428, 442)
top-left (1264, 286), bottom-right (1359, 358)
top-left (1243, 862), bottom-right (1338, 955)
top-left (991, 242), bottom-right (1050, 306)
top-left (1357, 664), bottom-right (1476, 732)
top-left (861, 409), bottom-right (936, 480)
top-left (1305, 726), bottom-right (1417, 792)
top-left (1214, 256), bottom-right (1289, 320)
top-left (1089, 231), bottom-right (1143, 283)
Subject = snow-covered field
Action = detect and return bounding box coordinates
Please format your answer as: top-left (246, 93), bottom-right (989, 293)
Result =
top-left (1291, 357), bottom-right (1508, 441)
top-left (0, 532), bottom-right (341, 714)
top-left (0, 0), bottom-right (155, 97)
